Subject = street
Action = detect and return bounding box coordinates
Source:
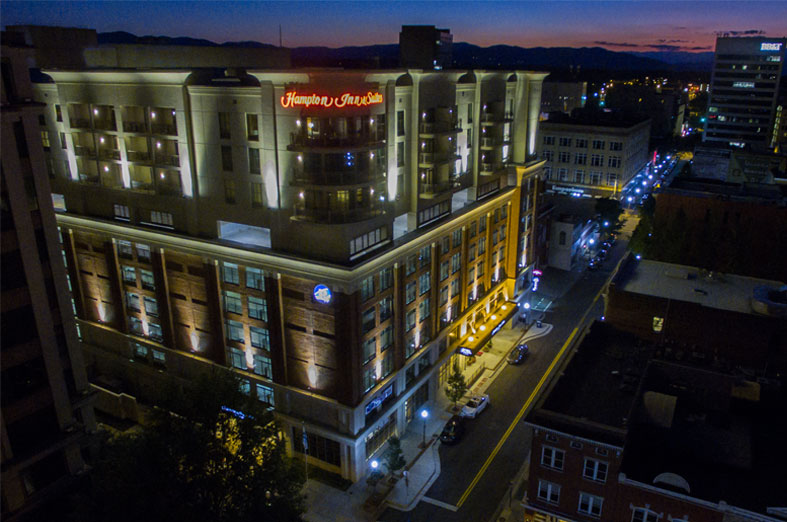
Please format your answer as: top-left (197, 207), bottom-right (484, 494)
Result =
top-left (380, 215), bottom-right (638, 522)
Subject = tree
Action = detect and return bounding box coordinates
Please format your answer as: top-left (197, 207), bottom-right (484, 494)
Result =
top-left (383, 436), bottom-right (406, 475)
top-left (445, 362), bottom-right (468, 411)
top-left (75, 369), bottom-right (306, 522)
top-left (595, 197), bottom-right (623, 234)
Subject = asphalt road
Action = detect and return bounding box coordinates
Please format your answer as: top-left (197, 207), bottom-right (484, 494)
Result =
top-left (380, 216), bottom-right (638, 522)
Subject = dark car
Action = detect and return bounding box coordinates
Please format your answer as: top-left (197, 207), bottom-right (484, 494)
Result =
top-left (507, 344), bottom-right (529, 365)
top-left (597, 249), bottom-right (607, 260)
top-left (587, 259), bottom-right (599, 271)
top-left (439, 415), bottom-right (465, 445)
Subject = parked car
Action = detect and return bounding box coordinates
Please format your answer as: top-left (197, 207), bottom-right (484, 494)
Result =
top-left (439, 415), bottom-right (465, 445)
top-left (597, 249), bottom-right (607, 260)
top-left (461, 394), bottom-right (490, 418)
top-left (588, 259), bottom-right (599, 271)
top-left (507, 344), bottom-right (529, 365)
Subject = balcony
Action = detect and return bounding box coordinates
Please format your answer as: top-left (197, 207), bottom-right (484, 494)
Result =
top-left (480, 137), bottom-right (502, 149)
top-left (480, 112), bottom-right (511, 126)
top-left (419, 121), bottom-right (460, 136)
top-left (126, 150), bottom-right (151, 162)
top-left (73, 145), bottom-right (96, 158)
top-left (78, 172), bottom-right (100, 185)
top-left (292, 206), bottom-right (386, 224)
top-left (419, 151), bottom-right (460, 167)
top-left (288, 132), bottom-right (384, 151)
top-left (292, 169), bottom-right (382, 187)
top-left (480, 162), bottom-right (500, 175)
top-left (123, 121), bottom-right (147, 133)
top-left (97, 149), bottom-right (120, 161)
top-left (155, 154), bottom-right (180, 167)
top-left (151, 123), bottom-right (177, 136)
top-left (418, 182), bottom-right (452, 198)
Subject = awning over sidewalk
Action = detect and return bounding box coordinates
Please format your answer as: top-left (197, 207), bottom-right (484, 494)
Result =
top-left (455, 300), bottom-right (518, 357)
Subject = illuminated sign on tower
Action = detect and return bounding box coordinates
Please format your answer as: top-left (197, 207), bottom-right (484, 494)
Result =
top-left (281, 91), bottom-right (383, 109)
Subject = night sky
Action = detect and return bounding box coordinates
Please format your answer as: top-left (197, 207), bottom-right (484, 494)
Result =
top-left (3, 1), bottom-right (786, 51)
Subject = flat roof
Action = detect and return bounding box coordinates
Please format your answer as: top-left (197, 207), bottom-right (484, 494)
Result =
top-left (541, 110), bottom-right (650, 130)
top-left (615, 259), bottom-right (784, 315)
top-left (527, 322), bottom-right (653, 445)
top-left (621, 361), bottom-right (786, 514)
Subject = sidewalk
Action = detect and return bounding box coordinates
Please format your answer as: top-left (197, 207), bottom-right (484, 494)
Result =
top-left (302, 320), bottom-right (554, 522)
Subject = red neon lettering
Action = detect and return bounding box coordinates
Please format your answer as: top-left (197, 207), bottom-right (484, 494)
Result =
top-left (280, 91), bottom-right (383, 109)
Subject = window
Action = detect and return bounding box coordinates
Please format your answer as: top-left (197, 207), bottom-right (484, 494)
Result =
top-left (631, 507), bottom-right (659, 522)
top-left (574, 169), bottom-right (585, 183)
top-left (148, 322), bottom-right (163, 341)
top-left (452, 229), bottom-right (462, 248)
top-left (246, 267), bottom-right (264, 290)
top-left (224, 180), bottom-right (236, 204)
top-left (248, 147), bottom-right (261, 174)
top-left (469, 244), bottom-right (476, 262)
top-left (537, 480), bottom-right (561, 504)
top-left (224, 291), bottom-right (242, 314)
top-left (578, 492), bottom-right (603, 518)
top-left (256, 383), bottom-right (274, 406)
top-left (253, 354), bottom-right (272, 379)
top-left (380, 325), bottom-right (393, 351)
top-left (126, 292), bottom-right (140, 311)
top-left (419, 245), bottom-right (431, 267)
top-left (419, 298), bottom-right (430, 322)
top-left (543, 135), bottom-right (555, 145)
top-left (440, 261), bottom-right (449, 281)
top-left (362, 307), bottom-right (376, 334)
top-left (575, 152), bottom-right (587, 165)
top-left (609, 141), bottom-right (623, 151)
top-left (559, 136), bottom-right (571, 147)
top-left (478, 237), bottom-right (486, 255)
top-left (608, 156), bottom-right (621, 168)
top-left (223, 263), bottom-right (240, 285)
top-left (360, 276), bottom-right (375, 301)
top-left (477, 261), bottom-right (484, 277)
top-left (419, 272), bottom-right (431, 295)
top-left (218, 112), bottom-right (231, 139)
top-left (117, 240), bottom-right (133, 258)
top-left (55, 104), bottom-right (62, 122)
top-left (363, 337), bottom-right (376, 364)
top-left (441, 236), bottom-right (450, 253)
top-left (559, 231), bottom-right (567, 246)
top-left (250, 326), bottom-right (269, 349)
top-left (397, 141), bottom-right (405, 167)
top-left (248, 296), bottom-right (267, 321)
top-left (140, 269), bottom-right (155, 290)
top-left (381, 351), bottom-right (393, 379)
top-left (379, 267), bottom-right (393, 291)
top-left (541, 446), bottom-right (565, 470)
top-left (405, 254), bottom-right (417, 276)
top-left (251, 183), bottom-right (263, 207)
top-left (350, 227), bottom-right (388, 256)
top-left (469, 221), bottom-right (477, 238)
top-left (450, 278), bottom-right (460, 297)
top-left (151, 348), bottom-right (166, 364)
top-left (397, 110), bottom-right (405, 136)
top-left (380, 296), bottom-right (392, 321)
top-left (479, 216), bottom-right (487, 233)
top-left (151, 210), bottom-right (173, 227)
top-left (226, 320), bottom-right (244, 342)
top-left (229, 347), bottom-right (245, 369)
top-left (440, 285), bottom-right (449, 305)
top-left (558, 167), bottom-right (568, 181)
top-left (405, 310), bottom-right (416, 331)
top-left (606, 173), bottom-right (618, 186)
top-left (136, 243), bottom-right (151, 262)
top-left (576, 138), bottom-right (587, 148)
top-left (652, 316), bottom-right (664, 332)
top-left (589, 171), bottom-right (602, 185)
top-left (60, 132), bottom-right (67, 150)
top-left (114, 204), bottom-right (130, 221)
top-left (363, 366), bottom-right (377, 393)
top-left (592, 139), bottom-right (605, 150)
top-left (542, 150), bottom-right (553, 161)
top-left (246, 113), bottom-right (259, 141)
top-left (144, 296), bottom-right (158, 316)
top-left (583, 458), bottom-right (608, 483)
top-left (400, 281), bottom-right (413, 304)
top-left (468, 267), bottom-right (475, 283)
top-left (221, 145), bottom-right (233, 171)
top-left (591, 154), bottom-right (604, 167)
top-left (558, 151), bottom-right (570, 163)
top-left (122, 265), bottom-right (136, 284)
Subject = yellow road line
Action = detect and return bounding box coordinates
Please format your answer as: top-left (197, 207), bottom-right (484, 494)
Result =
top-left (456, 283), bottom-right (607, 508)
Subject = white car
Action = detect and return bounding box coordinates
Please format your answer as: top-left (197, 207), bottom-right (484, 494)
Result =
top-left (461, 394), bottom-right (489, 418)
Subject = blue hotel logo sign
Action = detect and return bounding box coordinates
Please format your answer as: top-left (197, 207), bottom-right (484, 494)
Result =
top-left (458, 347), bottom-right (474, 357)
top-left (313, 284), bottom-right (332, 304)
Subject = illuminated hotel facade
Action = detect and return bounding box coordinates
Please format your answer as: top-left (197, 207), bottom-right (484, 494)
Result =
top-left (33, 67), bottom-right (547, 481)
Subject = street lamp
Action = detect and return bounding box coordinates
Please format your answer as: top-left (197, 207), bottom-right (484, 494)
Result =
top-left (370, 459), bottom-right (379, 471)
top-left (420, 409), bottom-right (429, 448)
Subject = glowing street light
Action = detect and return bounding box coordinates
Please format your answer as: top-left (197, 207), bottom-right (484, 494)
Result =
top-left (420, 409), bottom-right (429, 448)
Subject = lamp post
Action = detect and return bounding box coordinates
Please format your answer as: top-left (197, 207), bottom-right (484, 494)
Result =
top-left (420, 409), bottom-right (429, 448)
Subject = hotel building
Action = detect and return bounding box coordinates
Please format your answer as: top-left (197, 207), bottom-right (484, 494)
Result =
top-left (704, 36), bottom-right (786, 151)
top-left (32, 66), bottom-right (548, 481)
top-left (537, 113), bottom-right (650, 199)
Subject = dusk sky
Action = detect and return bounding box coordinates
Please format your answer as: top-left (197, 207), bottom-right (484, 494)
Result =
top-left (3, 1), bottom-right (787, 51)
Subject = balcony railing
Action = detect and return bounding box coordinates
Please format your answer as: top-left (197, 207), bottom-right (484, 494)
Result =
top-left (123, 121), bottom-right (147, 133)
top-left (70, 118), bottom-right (91, 129)
top-left (292, 206), bottom-right (385, 224)
top-left (419, 151), bottom-right (460, 166)
top-left (78, 173), bottom-right (100, 184)
top-left (418, 182), bottom-right (452, 197)
top-left (151, 123), bottom-right (177, 136)
top-left (289, 132), bottom-right (384, 149)
top-left (126, 150), bottom-right (151, 162)
top-left (97, 149), bottom-right (121, 161)
top-left (292, 169), bottom-right (382, 187)
top-left (480, 137), bottom-right (501, 148)
top-left (155, 154), bottom-right (180, 167)
top-left (419, 121), bottom-right (460, 135)
top-left (74, 146), bottom-right (96, 158)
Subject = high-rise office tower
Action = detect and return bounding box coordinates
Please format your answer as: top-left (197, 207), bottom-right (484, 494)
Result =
top-left (32, 61), bottom-right (548, 482)
top-left (704, 36), bottom-right (786, 150)
top-left (399, 25), bottom-right (453, 70)
top-left (1, 31), bottom-right (96, 520)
